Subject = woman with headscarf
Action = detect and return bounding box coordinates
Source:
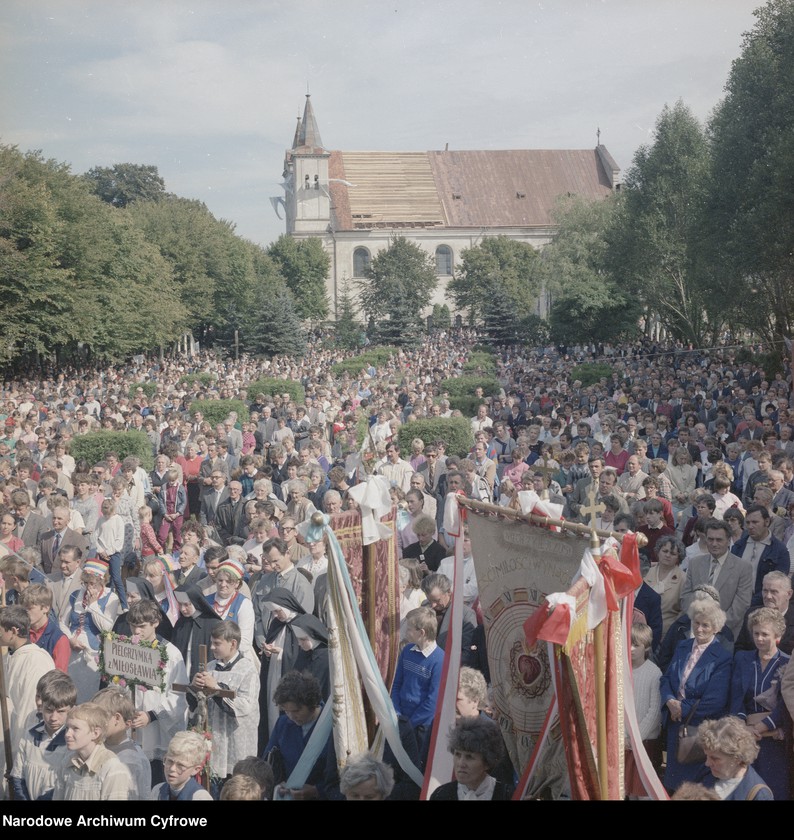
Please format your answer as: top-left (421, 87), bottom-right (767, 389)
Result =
top-left (170, 583), bottom-right (223, 680)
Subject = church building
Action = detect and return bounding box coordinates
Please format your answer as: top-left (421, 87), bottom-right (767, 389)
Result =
top-left (274, 95), bottom-right (621, 318)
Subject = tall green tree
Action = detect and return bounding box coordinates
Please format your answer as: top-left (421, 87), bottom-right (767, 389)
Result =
top-left (127, 197), bottom-right (261, 342)
top-left (357, 237), bottom-right (438, 346)
top-left (608, 101), bottom-right (717, 344)
top-left (267, 235), bottom-right (330, 321)
top-left (334, 281), bottom-right (363, 349)
top-left (540, 195), bottom-right (641, 345)
top-left (84, 163), bottom-right (166, 207)
top-left (0, 146), bottom-right (185, 365)
top-left (448, 236), bottom-right (540, 332)
top-left (242, 279), bottom-right (306, 357)
top-left (707, 0), bottom-right (794, 343)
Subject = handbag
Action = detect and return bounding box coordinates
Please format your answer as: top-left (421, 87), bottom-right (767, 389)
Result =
top-left (676, 700), bottom-right (704, 765)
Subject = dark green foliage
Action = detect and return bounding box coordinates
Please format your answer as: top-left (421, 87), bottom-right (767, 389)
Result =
top-left (245, 378), bottom-right (305, 404)
top-left (179, 372), bottom-right (215, 389)
top-left (449, 236), bottom-right (540, 329)
top-left (357, 237), bottom-right (438, 346)
top-left (70, 431), bottom-right (154, 471)
top-left (570, 363), bottom-right (614, 388)
top-left (242, 280), bottom-right (307, 358)
top-left (463, 351), bottom-right (496, 374)
top-left (396, 418), bottom-right (474, 459)
top-left (84, 163), bottom-right (166, 208)
top-left (267, 235), bottom-right (330, 321)
top-left (187, 399), bottom-right (249, 427)
top-left (128, 382), bottom-right (159, 401)
top-left (706, 0), bottom-right (794, 344)
top-left (440, 375), bottom-right (501, 415)
top-left (431, 303), bottom-right (452, 330)
top-left (334, 282), bottom-right (364, 350)
top-left (330, 348), bottom-right (399, 377)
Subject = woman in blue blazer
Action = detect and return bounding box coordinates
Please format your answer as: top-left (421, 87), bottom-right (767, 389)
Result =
top-left (660, 598), bottom-right (732, 793)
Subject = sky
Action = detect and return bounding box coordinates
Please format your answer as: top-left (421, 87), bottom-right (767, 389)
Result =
top-left (1, 0), bottom-right (761, 249)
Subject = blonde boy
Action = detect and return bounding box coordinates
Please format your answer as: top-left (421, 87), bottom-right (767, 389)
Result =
top-left (52, 702), bottom-right (131, 800)
top-left (92, 686), bottom-right (151, 800)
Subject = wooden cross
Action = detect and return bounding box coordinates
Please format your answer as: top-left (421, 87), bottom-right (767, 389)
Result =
top-left (580, 483), bottom-right (605, 532)
top-left (172, 644), bottom-right (236, 792)
top-left (172, 644), bottom-right (237, 714)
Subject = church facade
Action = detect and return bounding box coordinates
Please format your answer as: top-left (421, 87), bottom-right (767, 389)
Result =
top-left (275, 95), bottom-right (621, 319)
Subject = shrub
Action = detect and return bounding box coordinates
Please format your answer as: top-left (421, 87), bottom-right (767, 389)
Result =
top-left (128, 381), bottom-right (159, 402)
top-left (70, 431), bottom-right (154, 471)
top-left (330, 347), bottom-right (400, 377)
top-left (188, 399), bottom-right (249, 427)
top-left (463, 351), bottom-right (496, 375)
top-left (245, 378), bottom-right (305, 405)
top-left (179, 372), bottom-right (215, 389)
top-left (570, 363), bottom-right (614, 389)
top-left (440, 374), bottom-right (501, 415)
top-left (397, 418), bottom-right (473, 459)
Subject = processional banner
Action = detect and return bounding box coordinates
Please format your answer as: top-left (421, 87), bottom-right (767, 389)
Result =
top-left (467, 513), bottom-right (582, 777)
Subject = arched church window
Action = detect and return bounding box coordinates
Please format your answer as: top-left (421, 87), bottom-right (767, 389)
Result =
top-left (353, 247), bottom-right (371, 277)
top-left (435, 245), bottom-right (453, 275)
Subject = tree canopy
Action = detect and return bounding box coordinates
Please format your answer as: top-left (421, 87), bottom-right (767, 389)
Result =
top-left (358, 236), bottom-right (438, 346)
top-left (448, 236), bottom-right (540, 338)
top-left (267, 235), bottom-right (330, 321)
top-left (706, 0), bottom-right (794, 344)
top-left (84, 163), bottom-right (166, 208)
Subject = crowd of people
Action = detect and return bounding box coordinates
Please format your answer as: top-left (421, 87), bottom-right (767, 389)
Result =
top-left (0, 328), bottom-right (793, 801)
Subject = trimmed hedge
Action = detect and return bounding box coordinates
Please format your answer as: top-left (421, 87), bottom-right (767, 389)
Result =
top-left (330, 347), bottom-right (399, 377)
top-left (440, 374), bottom-right (501, 415)
top-left (188, 399), bottom-right (250, 427)
top-left (70, 431), bottom-right (154, 471)
top-left (179, 372), bottom-right (215, 389)
top-left (463, 351), bottom-right (497, 375)
top-left (246, 378), bottom-right (305, 405)
top-left (397, 417), bottom-right (474, 459)
top-left (128, 381), bottom-right (159, 401)
top-left (570, 363), bottom-right (614, 388)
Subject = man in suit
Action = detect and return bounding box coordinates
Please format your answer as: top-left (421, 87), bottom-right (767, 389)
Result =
top-left (223, 418), bottom-right (243, 457)
top-left (681, 518), bottom-right (753, 637)
top-left (215, 480), bottom-right (248, 547)
top-left (10, 490), bottom-right (47, 549)
top-left (46, 544), bottom-right (84, 625)
top-left (420, 572), bottom-right (478, 669)
top-left (730, 504), bottom-right (790, 605)
top-left (217, 439), bottom-right (239, 473)
top-left (39, 505), bottom-right (89, 575)
top-left (734, 570), bottom-right (794, 654)
top-left (200, 470), bottom-right (230, 528)
top-left (198, 442), bottom-right (230, 497)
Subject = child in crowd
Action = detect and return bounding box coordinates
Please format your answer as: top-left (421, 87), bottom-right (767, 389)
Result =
top-left (52, 702), bottom-right (131, 800)
top-left (625, 622), bottom-right (662, 799)
top-left (150, 730), bottom-right (213, 801)
top-left (190, 620), bottom-right (260, 783)
top-left (231, 756), bottom-right (274, 800)
top-left (158, 467), bottom-right (187, 551)
top-left (94, 497), bottom-right (127, 609)
top-left (92, 686), bottom-right (151, 800)
top-left (220, 773), bottom-right (261, 800)
top-left (139, 505), bottom-right (163, 559)
top-left (10, 673), bottom-right (77, 800)
top-left (125, 600), bottom-right (188, 785)
top-left (20, 583), bottom-right (69, 672)
top-left (390, 606), bottom-right (443, 763)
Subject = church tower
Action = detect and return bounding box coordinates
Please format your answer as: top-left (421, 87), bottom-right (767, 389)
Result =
top-left (283, 94), bottom-right (331, 235)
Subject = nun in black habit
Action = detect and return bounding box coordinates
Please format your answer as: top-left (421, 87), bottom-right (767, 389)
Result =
top-left (170, 583), bottom-right (223, 679)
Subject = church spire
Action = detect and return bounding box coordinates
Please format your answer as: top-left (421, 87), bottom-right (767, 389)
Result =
top-left (292, 115), bottom-right (303, 150)
top-left (297, 93), bottom-right (324, 150)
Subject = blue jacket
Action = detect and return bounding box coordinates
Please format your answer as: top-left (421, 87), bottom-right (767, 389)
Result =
top-left (731, 532), bottom-right (790, 605)
top-left (660, 637), bottom-right (732, 727)
top-left (702, 765), bottom-right (774, 800)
